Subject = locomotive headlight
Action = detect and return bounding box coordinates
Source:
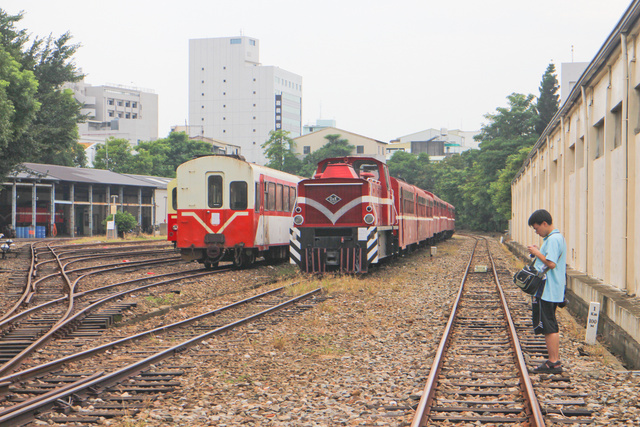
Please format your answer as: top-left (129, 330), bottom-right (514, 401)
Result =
top-left (172, 225), bottom-right (178, 231)
top-left (364, 213), bottom-right (375, 224)
top-left (293, 215), bottom-right (304, 225)
top-left (295, 206), bottom-right (302, 213)
top-left (366, 206), bottom-right (373, 212)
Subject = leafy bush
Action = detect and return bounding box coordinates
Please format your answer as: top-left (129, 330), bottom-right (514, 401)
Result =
top-left (102, 211), bottom-right (138, 236)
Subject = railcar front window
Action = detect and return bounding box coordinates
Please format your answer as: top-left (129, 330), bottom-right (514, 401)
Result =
top-left (171, 188), bottom-right (177, 211)
top-left (208, 175), bottom-right (223, 208)
top-left (230, 181), bottom-right (247, 210)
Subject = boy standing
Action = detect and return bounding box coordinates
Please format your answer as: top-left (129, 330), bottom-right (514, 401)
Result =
top-left (527, 209), bottom-right (566, 373)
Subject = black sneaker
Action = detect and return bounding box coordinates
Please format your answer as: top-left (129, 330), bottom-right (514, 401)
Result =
top-left (533, 360), bottom-right (562, 373)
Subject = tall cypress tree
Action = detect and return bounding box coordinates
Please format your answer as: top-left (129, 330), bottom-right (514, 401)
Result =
top-left (535, 63), bottom-right (560, 135)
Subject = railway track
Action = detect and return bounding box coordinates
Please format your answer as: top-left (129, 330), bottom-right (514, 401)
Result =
top-left (0, 282), bottom-right (324, 426)
top-left (411, 236), bottom-right (597, 426)
top-left (411, 236), bottom-right (542, 426)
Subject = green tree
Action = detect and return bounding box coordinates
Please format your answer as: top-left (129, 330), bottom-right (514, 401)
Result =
top-left (387, 151), bottom-right (434, 190)
top-left (300, 134), bottom-right (354, 177)
top-left (93, 138), bottom-right (136, 173)
top-left (465, 93), bottom-right (539, 230)
top-left (0, 44), bottom-right (40, 179)
top-left (535, 63), bottom-right (560, 135)
top-left (0, 9), bottom-right (84, 175)
top-left (136, 132), bottom-right (213, 177)
top-left (261, 129), bottom-right (302, 174)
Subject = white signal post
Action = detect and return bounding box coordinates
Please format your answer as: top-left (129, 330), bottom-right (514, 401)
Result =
top-left (585, 302), bottom-right (601, 345)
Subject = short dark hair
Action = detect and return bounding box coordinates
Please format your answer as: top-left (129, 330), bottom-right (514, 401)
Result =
top-left (528, 209), bottom-right (553, 227)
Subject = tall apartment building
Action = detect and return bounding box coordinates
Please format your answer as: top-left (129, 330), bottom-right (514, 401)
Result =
top-left (188, 36), bottom-right (302, 164)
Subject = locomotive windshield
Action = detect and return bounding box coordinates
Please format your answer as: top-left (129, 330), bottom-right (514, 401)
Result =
top-left (208, 175), bottom-right (223, 208)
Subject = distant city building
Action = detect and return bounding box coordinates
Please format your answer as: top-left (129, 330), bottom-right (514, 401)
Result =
top-left (170, 126), bottom-right (242, 156)
top-left (387, 128), bottom-right (480, 161)
top-left (65, 78), bottom-right (159, 166)
top-left (561, 62), bottom-right (589, 106)
top-left (293, 127), bottom-right (387, 161)
top-left (188, 36), bottom-right (302, 164)
top-left (303, 119), bottom-right (336, 135)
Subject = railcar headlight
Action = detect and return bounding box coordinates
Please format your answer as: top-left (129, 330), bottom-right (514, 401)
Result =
top-left (172, 225), bottom-right (178, 231)
top-left (295, 206), bottom-right (302, 213)
top-left (364, 213), bottom-right (375, 224)
top-left (293, 215), bottom-right (304, 225)
top-left (366, 206), bottom-right (373, 212)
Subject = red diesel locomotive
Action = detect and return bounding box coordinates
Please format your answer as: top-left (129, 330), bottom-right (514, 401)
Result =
top-left (289, 156), bottom-right (454, 273)
top-left (176, 155), bottom-right (302, 269)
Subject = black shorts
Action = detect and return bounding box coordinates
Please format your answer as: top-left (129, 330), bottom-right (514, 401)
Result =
top-left (532, 298), bottom-right (559, 335)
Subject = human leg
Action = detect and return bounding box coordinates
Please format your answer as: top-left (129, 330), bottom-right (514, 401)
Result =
top-left (545, 332), bottom-right (560, 363)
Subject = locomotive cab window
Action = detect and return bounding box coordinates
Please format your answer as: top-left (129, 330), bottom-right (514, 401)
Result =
top-left (230, 181), bottom-right (247, 210)
top-left (171, 187), bottom-right (177, 211)
top-left (208, 175), bottom-right (223, 208)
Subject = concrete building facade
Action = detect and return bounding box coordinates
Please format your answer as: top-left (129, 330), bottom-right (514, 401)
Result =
top-left (386, 128), bottom-right (480, 161)
top-left (293, 127), bottom-right (387, 161)
top-left (510, 0), bottom-right (640, 369)
top-left (66, 79), bottom-right (159, 146)
top-left (189, 36), bottom-right (302, 164)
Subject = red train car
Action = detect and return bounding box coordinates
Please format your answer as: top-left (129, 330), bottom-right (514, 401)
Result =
top-left (289, 156), bottom-right (454, 273)
top-left (176, 155), bottom-right (302, 269)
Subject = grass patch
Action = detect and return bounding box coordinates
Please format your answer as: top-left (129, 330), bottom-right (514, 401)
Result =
top-left (144, 293), bottom-right (176, 307)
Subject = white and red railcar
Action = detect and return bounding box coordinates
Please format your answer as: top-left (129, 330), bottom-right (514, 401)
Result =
top-left (176, 155), bottom-right (301, 269)
top-left (289, 156), bottom-right (454, 273)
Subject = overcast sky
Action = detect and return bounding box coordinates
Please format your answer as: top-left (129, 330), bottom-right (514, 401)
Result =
top-left (2, 0), bottom-right (633, 142)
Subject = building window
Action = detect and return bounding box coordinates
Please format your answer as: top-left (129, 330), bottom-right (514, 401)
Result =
top-left (223, 117), bottom-right (226, 120)
top-left (202, 93), bottom-right (204, 96)
top-left (253, 129), bottom-right (256, 132)
top-left (202, 80), bottom-right (204, 84)
top-left (118, 112), bottom-right (123, 118)
top-left (357, 145), bottom-right (364, 154)
top-left (125, 113), bottom-right (130, 119)
top-left (117, 101), bottom-right (123, 106)
top-left (253, 104), bottom-right (256, 107)
top-left (612, 104), bottom-right (622, 149)
top-left (125, 101), bottom-right (130, 107)
top-left (230, 38), bottom-right (241, 44)
top-left (253, 91), bottom-right (256, 94)
top-left (594, 119), bottom-right (604, 159)
top-left (132, 113), bottom-right (137, 119)
top-left (253, 116), bottom-right (256, 119)
top-left (201, 105), bottom-right (204, 109)
top-left (108, 111), bottom-right (114, 117)
top-left (223, 92), bottom-right (226, 95)
top-left (250, 39), bottom-right (256, 46)
top-left (132, 102), bottom-right (137, 108)
top-left (107, 99), bottom-right (114, 105)
top-left (303, 146), bottom-right (311, 154)
top-left (223, 79), bottom-right (226, 83)
top-left (253, 78), bottom-right (256, 81)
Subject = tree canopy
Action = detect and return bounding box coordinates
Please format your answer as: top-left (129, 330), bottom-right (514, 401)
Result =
top-left (0, 8), bottom-right (86, 179)
top-left (261, 129), bottom-right (302, 174)
top-left (535, 63), bottom-right (560, 135)
top-left (299, 134), bottom-right (354, 177)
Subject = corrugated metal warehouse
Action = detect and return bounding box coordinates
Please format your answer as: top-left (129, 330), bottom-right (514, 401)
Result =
top-left (0, 163), bottom-right (171, 238)
top-left (510, 1), bottom-right (640, 368)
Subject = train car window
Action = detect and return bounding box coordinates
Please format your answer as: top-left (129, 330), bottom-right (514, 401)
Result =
top-left (171, 187), bottom-right (177, 211)
top-left (276, 184), bottom-right (283, 211)
top-left (289, 186), bottom-right (296, 211)
top-left (268, 182), bottom-right (276, 211)
top-left (207, 175), bottom-right (223, 208)
top-left (230, 181), bottom-right (247, 210)
top-left (255, 182), bottom-right (260, 212)
top-left (283, 186), bottom-right (290, 212)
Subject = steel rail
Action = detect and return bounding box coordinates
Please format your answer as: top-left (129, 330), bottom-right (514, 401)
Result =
top-left (0, 257), bottom-right (182, 330)
top-left (0, 266), bottom-right (233, 377)
top-left (0, 284), bottom-right (294, 383)
top-left (0, 287), bottom-right (322, 427)
top-left (487, 243), bottom-right (545, 426)
top-left (410, 237), bottom-right (478, 427)
top-left (0, 243), bottom-right (37, 322)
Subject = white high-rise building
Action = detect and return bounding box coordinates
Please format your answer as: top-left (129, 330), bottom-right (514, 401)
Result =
top-left (189, 36), bottom-right (302, 164)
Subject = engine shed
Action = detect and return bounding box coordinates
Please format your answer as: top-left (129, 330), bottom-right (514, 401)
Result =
top-left (0, 163), bottom-right (171, 238)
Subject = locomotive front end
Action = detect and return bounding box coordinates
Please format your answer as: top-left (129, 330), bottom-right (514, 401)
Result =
top-left (290, 158), bottom-right (393, 273)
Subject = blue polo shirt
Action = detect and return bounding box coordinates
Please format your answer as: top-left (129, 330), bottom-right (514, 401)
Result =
top-left (533, 228), bottom-right (566, 302)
